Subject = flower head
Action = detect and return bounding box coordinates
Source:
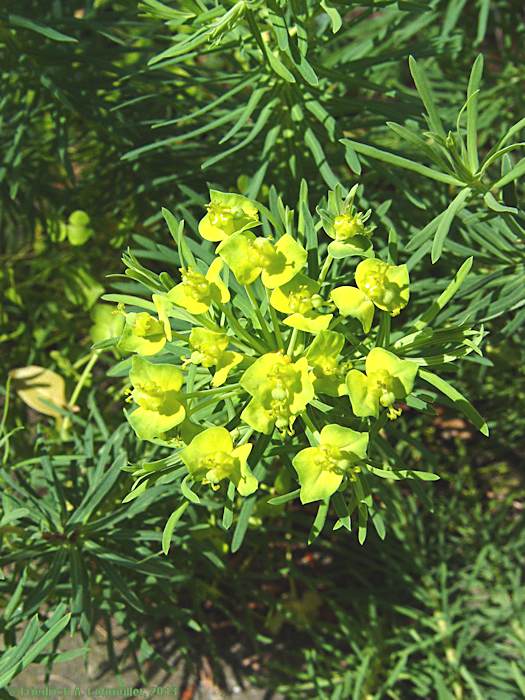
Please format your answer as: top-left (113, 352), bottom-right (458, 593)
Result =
top-left (218, 231), bottom-right (306, 289)
top-left (198, 190), bottom-right (259, 242)
top-left (188, 327), bottom-right (242, 387)
top-left (293, 424), bottom-right (369, 503)
top-left (180, 427), bottom-right (257, 496)
top-left (332, 211), bottom-right (373, 242)
top-left (270, 274), bottom-right (332, 333)
top-left (346, 347), bottom-right (418, 419)
top-left (355, 259), bottom-right (409, 317)
top-left (319, 184), bottom-right (374, 258)
top-left (240, 353), bottom-right (314, 434)
top-left (305, 330), bottom-right (347, 397)
top-left (127, 356), bottom-right (186, 439)
top-left (90, 304), bottom-right (125, 345)
top-left (117, 312), bottom-right (167, 356)
top-left (330, 286), bottom-right (375, 333)
top-left (168, 258), bottom-right (230, 315)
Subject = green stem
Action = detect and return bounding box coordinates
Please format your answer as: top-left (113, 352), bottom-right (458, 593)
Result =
top-left (245, 284), bottom-right (275, 348)
top-left (183, 383), bottom-right (241, 400)
top-left (377, 312), bottom-right (391, 348)
top-left (266, 288), bottom-right (284, 350)
top-left (301, 411), bottom-right (320, 444)
top-left (330, 318), bottom-right (369, 358)
top-left (72, 352), bottom-right (94, 370)
top-left (186, 391), bottom-right (240, 417)
top-left (318, 254), bottom-right (334, 284)
top-left (68, 351), bottom-right (100, 408)
top-left (286, 328), bottom-right (299, 357)
top-left (237, 427), bottom-right (254, 445)
top-left (170, 330), bottom-right (190, 343)
top-left (221, 305), bottom-right (267, 355)
top-left (61, 351), bottom-right (100, 438)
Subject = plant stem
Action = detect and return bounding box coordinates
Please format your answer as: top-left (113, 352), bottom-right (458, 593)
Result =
top-left (286, 328), bottom-right (299, 357)
top-left (61, 351), bottom-right (100, 438)
top-left (377, 312), bottom-right (391, 347)
top-left (330, 318), bottom-right (369, 358)
top-left (266, 288), bottom-right (284, 350)
top-left (237, 427), bottom-right (254, 445)
top-left (245, 284), bottom-right (275, 348)
top-left (183, 383), bottom-right (241, 400)
top-left (301, 411), bottom-right (320, 444)
top-left (68, 351), bottom-right (100, 409)
top-left (221, 304), bottom-right (267, 355)
top-left (318, 254), bottom-right (334, 284)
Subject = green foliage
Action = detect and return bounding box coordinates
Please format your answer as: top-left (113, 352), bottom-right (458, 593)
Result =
top-left (1, 0), bottom-right (524, 696)
top-left (0, 606), bottom-right (72, 694)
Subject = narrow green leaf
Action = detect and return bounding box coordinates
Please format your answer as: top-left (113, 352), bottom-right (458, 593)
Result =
top-left (357, 503), bottom-right (368, 545)
top-left (366, 464), bottom-right (440, 481)
top-left (222, 481), bottom-right (236, 529)
top-left (371, 510), bottom-right (386, 540)
top-left (492, 158), bottom-right (525, 189)
top-left (332, 493), bottom-right (351, 531)
top-left (420, 368), bottom-right (489, 436)
top-left (413, 257), bottom-right (473, 330)
top-left (308, 499), bottom-right (329, 544)
top-left (9, 14), bottom-right (78, 42)
top-left (466, 55), bottom-right (483, 172)
top-left (219, 87), bottom-right (267, 144)
top-left (431, 188), bottom-right (471, 263)
top-left (475, 0), bottom-right (490, 44)
top-left (408, 55), bottom-right (446, 137)
top-left (181, 475), bottom-right (200, 504)
top-left (231, 495), bottom-right (257, 552)
top-left (459, 666), bottom-right (484, 700)
top-left (267, 50), bottom-right (295, 83)
top-left (162, 502), bottom-right (189, 554)
top-left (320, 1), bottom-right (342, 33)
top-left (101, 294), bottom-right (155, 312)
top-left (341, 139), bottom-right (462, 186)
top-left (306, 128), bottom-right (339, 188)
top-left (483, 191), bottom-right (518, 215)
top-left (267, 488), bottom-right (300, 506)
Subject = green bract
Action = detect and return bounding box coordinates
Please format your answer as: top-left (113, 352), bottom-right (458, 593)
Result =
top-left (355, 259), bottom-right (410, 317)
top-left (188, 327), bottom-right (242, 387)
top-left (217, 231), bottom-right (306, 288)
top-left (198, 189), bottom-right (259, 242)
top-left (270, 274), bottom-right (332, 333)
top-left (180, 427), bottom-right (257, 496)
top-left (89, 304), bottom-right (125, 345)
top-left (330, 286), bottom-right (375, 333)
top-left (293, 424), bottom-right (369, 504)
top-left (127, 356), bottom-right (186, 439)
top-left (319, 183), bottom-right (374, 259)
top-left (240, 353), bottom-right (314, 434)
top-left (117, 312), bottom-right (167, 355)
top-left (305, 330), bottom-right (347, 397)
top-left (168, 258), bottom-right (230, 314)
top-left (346, 348), bottom-right (418, 419)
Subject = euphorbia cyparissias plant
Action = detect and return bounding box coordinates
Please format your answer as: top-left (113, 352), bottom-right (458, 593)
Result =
top-left (107, 186), bottom-right (486, 546)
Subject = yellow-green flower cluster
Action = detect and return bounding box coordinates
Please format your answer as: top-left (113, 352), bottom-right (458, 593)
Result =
top-left (111, 186), bottom-right (452, 510)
